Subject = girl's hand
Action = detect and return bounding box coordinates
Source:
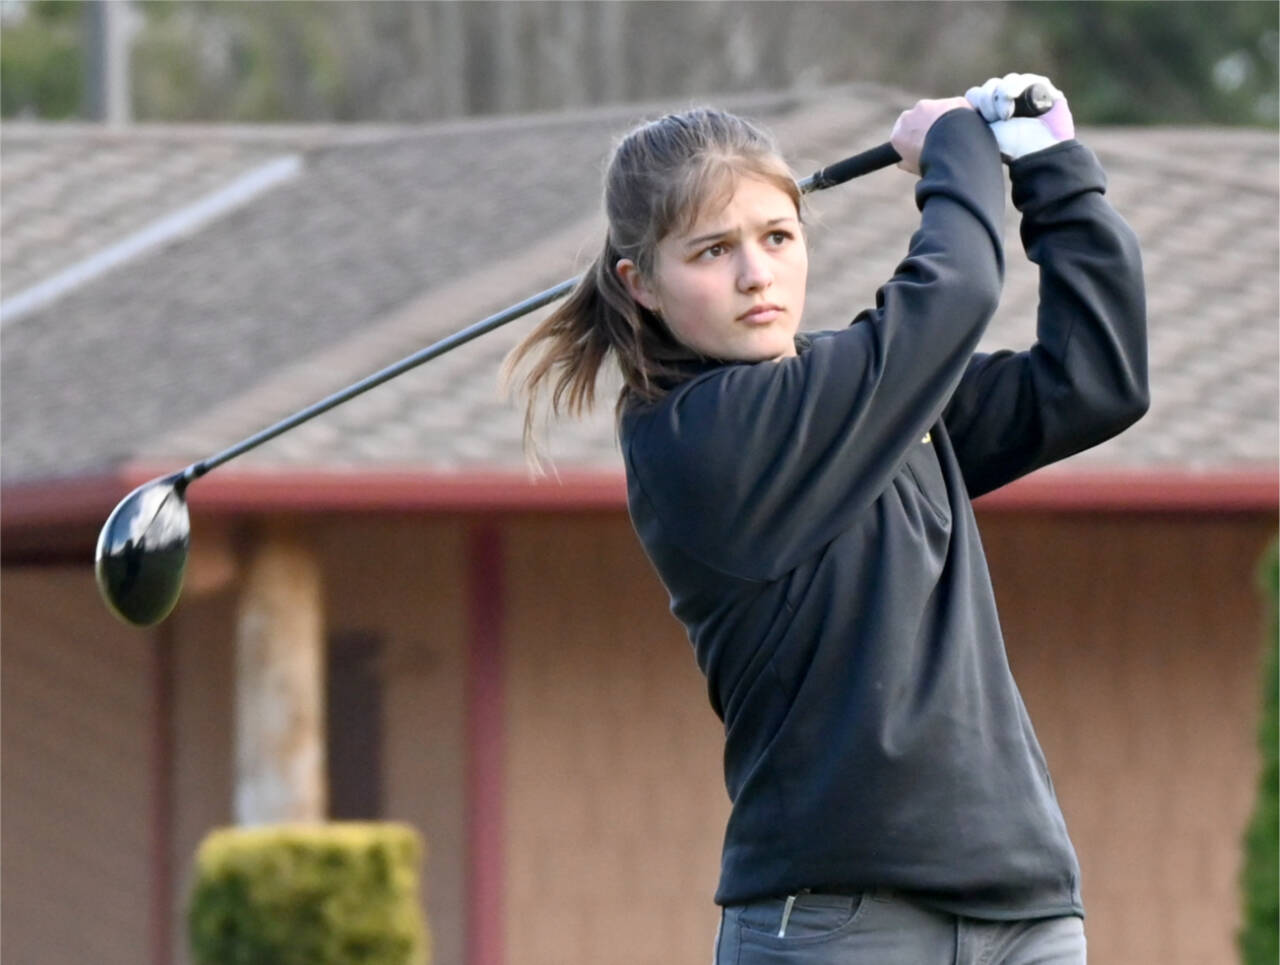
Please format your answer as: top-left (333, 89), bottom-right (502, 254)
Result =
top-left (965, 73), bottom-right (1074, 162)
top-left (890, 97), bottom-right (975, 175)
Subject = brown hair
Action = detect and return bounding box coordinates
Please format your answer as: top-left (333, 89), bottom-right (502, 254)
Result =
top-left (502, 107), bottom-right (800, 455)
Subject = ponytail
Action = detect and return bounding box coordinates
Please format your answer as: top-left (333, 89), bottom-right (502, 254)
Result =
top-left (501, 236), bottom-right (692, 460)
top-left (502, 107), bottom-right (799, 464)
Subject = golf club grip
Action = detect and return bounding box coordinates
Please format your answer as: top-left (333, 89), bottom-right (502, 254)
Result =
top-left (801, 83), bottom-right (1055, 191)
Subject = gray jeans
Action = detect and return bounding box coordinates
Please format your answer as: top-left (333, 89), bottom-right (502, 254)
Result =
top-left (714, 890), bottom-right (1086, 964)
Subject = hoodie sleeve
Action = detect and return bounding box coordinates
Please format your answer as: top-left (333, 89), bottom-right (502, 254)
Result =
top-left (941, 140), bottom-right (1150, 498)
top-left (624, 108), bottom-right (1006, 582)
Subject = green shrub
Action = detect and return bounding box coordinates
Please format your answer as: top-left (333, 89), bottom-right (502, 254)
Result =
top-left (1240, 539), bottom-right (1278, 965)
top-left (189, 822), bottom-right (429, 965)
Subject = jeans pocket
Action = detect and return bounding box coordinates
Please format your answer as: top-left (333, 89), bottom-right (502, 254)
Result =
top-left (734, 892), bottom-right (868, 947)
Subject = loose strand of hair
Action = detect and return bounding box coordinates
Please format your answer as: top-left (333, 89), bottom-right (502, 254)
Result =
top-left (502, 259), bottom-right (613, 466)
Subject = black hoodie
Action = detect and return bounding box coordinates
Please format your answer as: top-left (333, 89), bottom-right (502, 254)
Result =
top-left (619, 108), bottom-right (1148, 919)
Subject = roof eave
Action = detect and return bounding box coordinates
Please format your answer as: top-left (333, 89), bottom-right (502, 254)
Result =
top-left (3, 466), bottom-right (1277, 535)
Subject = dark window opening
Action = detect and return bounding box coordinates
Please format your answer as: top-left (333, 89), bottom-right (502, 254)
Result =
top-left (326, 631), bottom-right (384, 820)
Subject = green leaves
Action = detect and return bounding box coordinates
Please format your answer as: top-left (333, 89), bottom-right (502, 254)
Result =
top-left (188, 823), bottom-right (429, 965)
top-left (1239, 540), bottom-right (1279, 965)
top-left (0, 0), bottom-right (84, 119)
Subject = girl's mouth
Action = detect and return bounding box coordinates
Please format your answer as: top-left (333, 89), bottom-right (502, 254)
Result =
top-left (739, 304), bottom-right (784, 324)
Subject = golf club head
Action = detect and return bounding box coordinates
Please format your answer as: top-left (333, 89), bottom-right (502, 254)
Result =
top-left (94, 475), bottom-right (191, 627)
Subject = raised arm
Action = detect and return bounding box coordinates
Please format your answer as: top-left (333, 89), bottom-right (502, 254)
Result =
top-left (625, 108), bottom-right (1006, 581)
top-left (941, 140), bottom-right (1150, 498)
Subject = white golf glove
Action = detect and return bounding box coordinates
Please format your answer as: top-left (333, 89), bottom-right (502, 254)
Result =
top-left (965, 73), bottom-right (1074, 161)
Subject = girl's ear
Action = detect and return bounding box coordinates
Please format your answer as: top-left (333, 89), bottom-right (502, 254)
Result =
top-left (616, 258), bottom-right (658, 313)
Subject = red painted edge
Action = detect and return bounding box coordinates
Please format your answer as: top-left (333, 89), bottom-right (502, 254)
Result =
top-left (1, 466), bottom-right (1276, 530)
top-left (971, 468), bottom-right (1280, 513)
top-left (0, 468), bottom-right (628, 528)
top-left (465, 522), bottom-right (505, 965)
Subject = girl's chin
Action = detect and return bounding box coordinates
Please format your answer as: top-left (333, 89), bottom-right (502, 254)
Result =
top-left (741, 335), bottom-right (798, 362)
top-left (686, 330), bottom-right (798, 363)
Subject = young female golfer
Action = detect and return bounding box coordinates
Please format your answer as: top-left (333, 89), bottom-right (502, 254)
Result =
top-left (507, 74), bottom-right (1147, 963)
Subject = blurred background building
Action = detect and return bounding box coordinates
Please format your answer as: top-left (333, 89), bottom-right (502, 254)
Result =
top-left (2, 3), bottom-right (1277, 965)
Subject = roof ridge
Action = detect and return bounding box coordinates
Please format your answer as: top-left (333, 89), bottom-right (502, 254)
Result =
top-left (0, 83), bottom-right (913, 148)
top-left (0, 121), bottom-right (411, 149)
top-left (0, 87), bottom-right (804, 145)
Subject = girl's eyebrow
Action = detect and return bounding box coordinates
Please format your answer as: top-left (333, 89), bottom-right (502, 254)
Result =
top-left (682, 216), bottom-right (798, 250)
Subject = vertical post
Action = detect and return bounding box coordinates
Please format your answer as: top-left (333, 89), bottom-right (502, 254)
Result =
top-left (234, 525), bottom-right (327, 825)
top-left (466, 521), bottom-right (505, 965)
top-left (83, 0), bottom-right (134, 124)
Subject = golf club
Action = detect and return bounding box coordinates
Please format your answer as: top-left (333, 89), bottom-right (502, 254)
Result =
top-left (95, 86), bottom-right (1053, 627)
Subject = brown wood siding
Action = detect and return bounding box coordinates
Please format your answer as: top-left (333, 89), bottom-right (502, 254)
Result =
top-left (503, 516), bottom-right (730, 965)
top-left (3, 510), bottom-right (1270, 965)
top-left (981, 512), bottom-right (1274, 965)
top-left (317, 515), bottom-right (469, 965)
top-left (167, 586), bottom-right (238, 964)
top-left (2, 568), bottom-right (157, 965)
top-left (500, 512), bottom-right (1274, 965)
top-left (165, 515), bottom-right (470, 965)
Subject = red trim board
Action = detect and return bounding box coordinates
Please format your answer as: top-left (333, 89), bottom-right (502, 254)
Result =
top-left (3, 467), bottom-right (1276, 531)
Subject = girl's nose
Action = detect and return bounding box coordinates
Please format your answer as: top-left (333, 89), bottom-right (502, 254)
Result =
top-left (737, 245), bottom-right (773, 292)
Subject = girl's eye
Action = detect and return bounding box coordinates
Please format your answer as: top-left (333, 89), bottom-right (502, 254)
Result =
top-left (767, 230), bottom-right (793, 245)
top-left (699, 243), bottom-right (727, 260)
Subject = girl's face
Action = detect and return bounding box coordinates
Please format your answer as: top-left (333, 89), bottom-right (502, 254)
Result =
top-left (617, 176), bottom-right (807, 362)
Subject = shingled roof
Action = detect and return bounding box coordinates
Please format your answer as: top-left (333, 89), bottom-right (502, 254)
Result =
top-left (3, 85), bottom-right (1277, 496)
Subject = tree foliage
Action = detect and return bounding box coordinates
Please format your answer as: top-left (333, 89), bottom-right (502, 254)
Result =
top-left (1, 0), bottom-right (1276, 125)
top-left (0, 0), bottom-right (85, 119)
top-left (1001, 1), bottom-right (1278, 125)
top-left (1240, 540), bottom-right (1279, 965)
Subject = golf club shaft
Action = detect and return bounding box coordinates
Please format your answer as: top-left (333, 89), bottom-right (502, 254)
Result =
top-left (182, 138), bottom-right (899, 484)
top-left (186, 278), bottom-right (578, 482)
